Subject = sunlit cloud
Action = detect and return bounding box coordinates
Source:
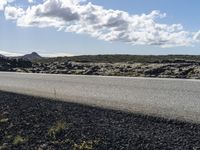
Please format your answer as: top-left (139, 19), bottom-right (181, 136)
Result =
top-left (2, 0), bottom-right (200, 47)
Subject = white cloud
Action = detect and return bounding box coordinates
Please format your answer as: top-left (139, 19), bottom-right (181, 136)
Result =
top-left (4, 6), bottom-right (24, 20)
top-left (0, 50), bottom-right (22, 56)
top-left (41, 52), bottom-right (74, 57)
top-left (28, 0), bottom-right (34, 3)
top-left (0, 0), bottom-right (7, 10)
top-left (2, 0), bottom-right (200, 47)
top-left (193, 31), bottom-right (200, 41)
top-left (0, 0), bottom-right (16, 11)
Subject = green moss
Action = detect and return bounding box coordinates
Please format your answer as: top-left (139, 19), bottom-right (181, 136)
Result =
top-left (48, 120), bottom-right (66, 139)
top-left (13, 135), bottom-right (25, 145)
top-left (0, 118), bottom-right (9, 123)
top-left (73, 140), bottom-right (99, 150)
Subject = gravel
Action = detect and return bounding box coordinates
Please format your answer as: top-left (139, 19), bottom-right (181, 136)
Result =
top-left (1, 91), bottom-right (200, 150)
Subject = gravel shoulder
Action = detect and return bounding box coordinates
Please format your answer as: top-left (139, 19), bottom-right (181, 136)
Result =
top-left (1, 91), bottom-right (200, 150)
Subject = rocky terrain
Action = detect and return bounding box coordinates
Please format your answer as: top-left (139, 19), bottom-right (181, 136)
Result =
top-left (15, 61), bottom-right (200, 79)
top-left (1, 91), bottom-right (200, 150)
top-left (1, 53), bottom-right (200, 79)
top-left (0, 57), bottom-right (32, 72)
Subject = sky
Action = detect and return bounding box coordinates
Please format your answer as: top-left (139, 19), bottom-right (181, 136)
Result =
top-left (0, 0), bottom-right (200, 56)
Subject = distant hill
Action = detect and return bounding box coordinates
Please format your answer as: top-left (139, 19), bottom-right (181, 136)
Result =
top-left (37, 54), bottom-right (200, 64)
top-left (21, 52), bottom-right (42, 61)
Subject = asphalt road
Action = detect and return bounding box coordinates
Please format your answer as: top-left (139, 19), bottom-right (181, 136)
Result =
top-left (0, 72), bottom-right (200, 123)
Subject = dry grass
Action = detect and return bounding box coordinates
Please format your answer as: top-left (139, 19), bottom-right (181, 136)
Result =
top-left (73, 140), bottom-right (99, 150)
top-left (48, 120), bottom-right (67, 139)
top-left (13, 135), bottom-right (26, 145)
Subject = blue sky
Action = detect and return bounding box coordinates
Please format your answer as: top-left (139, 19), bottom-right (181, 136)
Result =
top-left (0, 0), bottom-right (200, 56)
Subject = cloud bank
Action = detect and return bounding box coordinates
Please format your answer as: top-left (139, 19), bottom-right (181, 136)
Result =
top-left (2, 0), bottom-right (200, 47)
top-left (0, 50), bottom-right (22, 56)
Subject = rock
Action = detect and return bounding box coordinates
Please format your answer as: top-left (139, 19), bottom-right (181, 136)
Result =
top-left (144, 67), bottom-right (165, 76)
top-left (83, 69), bottom-right (94, 75)
top-left (2, 58), bottom-right (200, 79)
top-left (64, 62), bottom-right (74, 69)
top-left (0, 143), bottom-right (8, 150)
top-left (56, 65), bottom-right (65, 70)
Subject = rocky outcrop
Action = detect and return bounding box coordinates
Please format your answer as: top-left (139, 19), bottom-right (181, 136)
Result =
top-left (10, 61), bottom-right (199, 79)
top-left (0, 57), bottom-right (32, 72)
top-left (1, 57), bottom-right (200, 79)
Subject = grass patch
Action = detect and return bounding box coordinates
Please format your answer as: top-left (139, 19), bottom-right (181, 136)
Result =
top-left (13, 135), bottom-right (26, 145)
top-left (0, 118), bottom-right (9, 123)
top-left (48, 120), bottom-right (67, 139)
top-left (73, 140), bottom-right (99, 150)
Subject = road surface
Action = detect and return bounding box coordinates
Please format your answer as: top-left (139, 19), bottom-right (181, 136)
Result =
top-left (0, 72), bottom-right (200, 123)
